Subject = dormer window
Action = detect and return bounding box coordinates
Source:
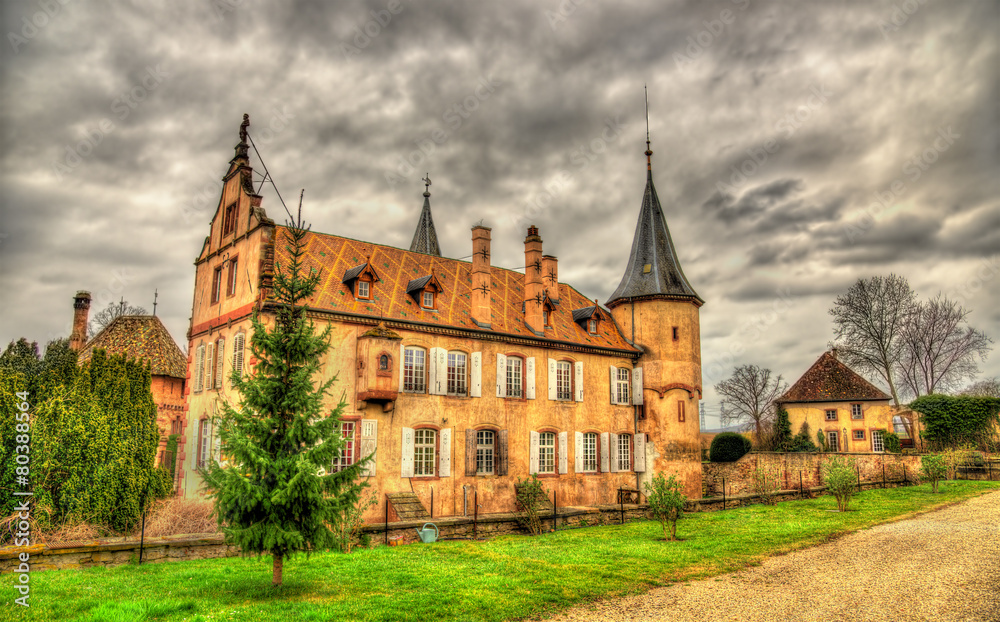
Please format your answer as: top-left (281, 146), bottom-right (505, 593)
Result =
top-left (572, 304), bottom-right (603, 334)
top-left (588, 319), bottom-right (597, 334)
top-left (406, 274), bottom-right (442, 310)
top-left (543, 310), bottom-right (550, 327)
top-left (222, 203), bottom-right (237, 236)
top-left (343, 260), bottom-right (381, 302)
top-left (541, 295), bottom-right (555, 329)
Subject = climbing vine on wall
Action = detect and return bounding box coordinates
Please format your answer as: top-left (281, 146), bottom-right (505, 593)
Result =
top-left (910, 394), bottom-right (1000, 451)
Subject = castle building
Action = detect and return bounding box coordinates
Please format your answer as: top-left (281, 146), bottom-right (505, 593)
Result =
top-left (179, 116), bottom-right (704, 519)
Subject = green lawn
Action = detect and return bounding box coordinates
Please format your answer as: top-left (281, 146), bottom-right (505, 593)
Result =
top-left (5, 481), bottom-right (998, 622)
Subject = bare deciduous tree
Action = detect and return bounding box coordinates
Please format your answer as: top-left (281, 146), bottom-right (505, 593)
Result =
top-left (959, 377), bottom-right (1000, 398)
top-left (89, 300), bottom-right (148, 338)
top-left (829, 274), bottom-right (915, 406)
top-left (898, 295), bottom-right (992, 397)
top-left (716, 364), bottom-right (788, 440)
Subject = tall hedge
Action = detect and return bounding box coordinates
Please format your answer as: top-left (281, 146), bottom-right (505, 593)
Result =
top-left (909, 394), bottom-right (1000, 450)
top-left (710, 432), bottom-right (752, 462)
top-left (1, 349), bottom-right (164, 532)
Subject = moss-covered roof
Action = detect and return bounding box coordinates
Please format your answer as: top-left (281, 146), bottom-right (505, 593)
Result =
top-left (78, 315), bottom-right (186, 379)
top-left (778, 351), bottom-right (890, 404)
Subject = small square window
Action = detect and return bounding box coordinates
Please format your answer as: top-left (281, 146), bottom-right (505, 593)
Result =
top-left (422, 291), bottom-right (434, 308)
top-left (357, 280), bottom-right (370, 299)
top-left (825, 409), bottom-right (838, 421)
top-left (853, 429), bottom-right (865, 440)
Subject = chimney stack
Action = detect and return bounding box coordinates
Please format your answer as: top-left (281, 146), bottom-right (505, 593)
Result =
top-left (69, 291), bottom-right (92, 351)
top-left (541, 255), bottom-right (559, 302)
top-left (523, 225), bottom-right (544, 332)
top-left (471, 226), bottom-right (492, 328)
top-left (831, 347), bottom-right (839, 360)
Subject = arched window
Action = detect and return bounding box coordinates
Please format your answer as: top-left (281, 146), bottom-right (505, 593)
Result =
top-left (414, 428), bottom-right (436, 476)
top-left (403, 346), bottom-right (427, 393)
top-left (379, 354), bottom-right (389, 371)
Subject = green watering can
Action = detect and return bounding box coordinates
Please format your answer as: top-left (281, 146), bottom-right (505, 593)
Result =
top-left (415, 523), bottom-right (439, 543)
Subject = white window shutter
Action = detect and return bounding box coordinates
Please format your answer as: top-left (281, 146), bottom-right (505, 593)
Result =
top-left (529, 431), bottom-right (539, 474)
top-left (215, 338), bottom-right (225, 389)
top-left (205, 343), bottom-right (214, 390)
top-left (232, 333), bottom-right (245, 385)
top-left (428, 347), bottom-right (439, 395)
top-left (496, 353), bottom-right (507, 397)
top-left (360, 419), bottom-right (378, 477)
top-left (574, 431), bottom-right (584, 472)
top-left (194, 345), bottom-right (204, 392)
top-left (547, 358), bottom-right (557, 400)
top-left (398, 344), bottom-right (406, 392)
top-left (435, 348), bottom-right (448, 395)
top-left (633, 432), bottom-right (646, 472)
top-left (470, 352), bottom-right (482, 397)
top-left (609, 365), bottom-right (619, 405)
top-left (574, 361), bottom-right (584, 402)
top-left (632, 367), bottom-right (643, 405)
top-left (439, 428), bottom-right (452, 477)
top-left (600, 433), bottom-right (610, 473)
top-left (401, 427), bottom-right (415, 478)
top-left (526, 357), bottom-right (536, 399)
top-left (558, 431), bottom-right (568, 474)
top-left (211, 417), bottom-right (221, 463)
top-left (610, 432), bottom-right (620, 473)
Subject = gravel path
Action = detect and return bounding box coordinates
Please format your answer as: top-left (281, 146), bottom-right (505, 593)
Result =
top-left (541, 491), bottom-right (1000, 622)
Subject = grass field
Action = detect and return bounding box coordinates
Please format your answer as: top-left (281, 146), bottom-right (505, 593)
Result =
top-left (4, 481), bottom-right (998, 622)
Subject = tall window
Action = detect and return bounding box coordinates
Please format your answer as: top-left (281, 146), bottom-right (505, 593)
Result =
top-left (827, 431), bottom-right (839, 451)
top-left (222, 203), bottom-right (237, 236)
top-left (618, 434), bottom-right (632, 471)
top-left (211, 267), bottom-right (222, 304)
top-left (403, 347), bottom-right (426, 393)
top-left (332, 421), bottom-right (357, 472)
top-left (447, 351), bottom-right (468, 396)
top-left (506, 356), bottom-right (524, 398)
top-left (476, 430), bottom-right (495, 475)
top-left (198, 419), bottom-right (211, 468)
top-left (538, 432), bottom-right (556, 474)
top-left (422, 291), bottom-right (434, 308)
top-left (543, 310), bottom-right (551, 328)
top-left (851, 404), bottom-right (863, 419)
top-left (414, 429), bottom-right (436, 476)
top-left (556, 361), bottom-right (572, 400)
top-left (872, 430), bottom-right (884, 452)
top-left (615, 368), bottom-right (630, 404)
top-left (583, 432), bottom-right (598, 472)
top-left (825, 409), bottom-right (838, 421)
top-left (357, 280), bottom-right (371, 299)
top-left (588, 319), bottom-right (597, 334)
top-left (226, 257), bottom-right (238, 297)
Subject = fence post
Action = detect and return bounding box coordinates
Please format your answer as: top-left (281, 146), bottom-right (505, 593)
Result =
top-left (553, 489), bottom-right (557, 531)
top-left (619, 486), bottom-right (625, 524)
top-left (856, 465), bottom-right (861, 492)
top-left (990, 461), bottom-right (994, 482)
top-left (903, 465), bottom-right (907, 486)
top-left (882, 464), bottom-right (886, 489)
top-left (722, 478), bottom-right (726, 510)
top-left (799, 471), bottom-right (803, 498)
top-left (474, 489), bottom-right (478, 540)
top-left (384, 496), bottom-right (389, 545)
top-left (430, 487), bottom-right (434, 519)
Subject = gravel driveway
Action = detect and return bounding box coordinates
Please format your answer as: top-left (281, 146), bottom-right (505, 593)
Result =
top-left (541, 490), bottom-right (1000, 622)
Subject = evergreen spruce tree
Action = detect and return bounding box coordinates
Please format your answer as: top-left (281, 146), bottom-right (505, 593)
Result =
top-left (773, 406), bottom-right (793, 451)
top-left (201, 221), bottom-right (369, 587)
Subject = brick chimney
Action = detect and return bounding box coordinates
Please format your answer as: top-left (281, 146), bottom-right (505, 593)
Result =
top-left (69, 291), bottom-right (92, 351)
top-left (471, 226), bottom-right (492, 328)
top-left (524, 225), bottom-right (544, 332)
top-left (541, 255), bottom-right (559, 302)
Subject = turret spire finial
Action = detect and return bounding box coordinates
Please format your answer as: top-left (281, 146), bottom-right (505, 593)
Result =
top-left (644, 85), bottom-right (653, 171)
top-left (422, 173), bottom-right (432, 197)
top-left (239, 113), bottom-right (249, 144)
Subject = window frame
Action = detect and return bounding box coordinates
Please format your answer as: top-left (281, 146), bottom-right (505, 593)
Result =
top-left (538, 431), bottom-right (557, 475)
top-left (615, 367), bottom-right (630, 404)
top-left (447, 350), bottom-right (468, 397)
top-left (506, 355), bottom-right (525, 399)
top-left (422, 290), bottom-right (435, 309)
top-left (827, 430), bottom-right (839, 451)
top-left (332, 420), bottom-right (359, 472)
top-left (582, 431), bottom-right (598, 473)
top-left (588, 318), bottom-right (597, 334)
top-left (872, 429), bottom-right (885, 452)
top-left (413, 428), bottom-right (437, 477)
top-left (475, 429), bottom-right (495, 475)
top-left (825, 409), bottom-right (838, 422)
top-left (226, 256), bottom-right (239, 298)
top-left (356, 279), bottom-right (372, 300)
top-left (555, 360), bottom-right (573, 401)
top-left (850, 403), bottom-right (863, 419)
top-left (617, 433), bottom-right (632, 472)
top-left (222, 203), bottom-right (237, 236)
top-left (197, 418), bottom-right (211, 468)
top-left (211, 266), bottom-right (223, 304)
top-left (403, 346), bottom-right (427, 393)
top-left (852, 429), bottom-right (865, 441)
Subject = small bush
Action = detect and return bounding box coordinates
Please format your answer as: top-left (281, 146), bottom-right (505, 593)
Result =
top-left (752, 466), bottom-right (781, 505)
top-left (709, 432), bottom-right (752, 462)
top-left (822, 456), bottom-right (857, 512)
top-left (644, 473), bottom-right (687, 541)
top-left (332, 487), bottom-right (378, 553)
top-left (882, 431), bottom-right (902, 454)
top-left (921, 454), bottom-right (947, 493)
top-left (791, 422), bottom-right (819, 452)
top-left (515, 474), bottom-right (547, 536)
top-left (816, 430), bottom-right (829, 452)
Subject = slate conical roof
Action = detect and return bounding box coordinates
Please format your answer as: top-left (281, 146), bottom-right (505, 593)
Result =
top-left (607, 169), bottom-right (702, 307)
top-left (409, 192), bottom-right (441, 256)
top-left (78, 315), bottom-right (187, 379)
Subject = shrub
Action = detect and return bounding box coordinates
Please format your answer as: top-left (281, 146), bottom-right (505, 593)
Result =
top-left (332, 487), bottom-right (378, 553)
top-left (816, 430), bottom-right (829, 452)
top-left (909, 394), bottom-right (1000, 451)
top-left (772, 407), bottom-right (793, 451)
top-left (752, 466), bottom-right (781, 505)
top-left (921, 454), bottom-right (947, 493)
top-left (791, 422), bottom-right (819, 452)
top-left (515, 474), bottom-right (547, 536)
top-left (882, 431), bottom-right (902, 454)
top-left (644, 473), bottom-right (687, 541)
top-left (709, 432), bottom-right (752, 462)
top-left (822, 456), bottom-right (857, 512)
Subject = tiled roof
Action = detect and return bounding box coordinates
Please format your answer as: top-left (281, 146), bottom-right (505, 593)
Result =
top-left (571, 306), bottom-right (599, 322)
top-left (778, 351), bottom-right (890, 403)
top-left (78, 315), bottom-right (187, 379)
top-left (406, 276), bottom-right (433, 294)
top-left (272, 227), bottom-right (638, 353)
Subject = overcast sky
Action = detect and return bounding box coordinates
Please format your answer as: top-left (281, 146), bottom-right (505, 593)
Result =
top-left (1, 0), bottom-right (997, 427)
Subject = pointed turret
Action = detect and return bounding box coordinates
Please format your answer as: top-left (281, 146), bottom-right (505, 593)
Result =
top-left (606, 115), bottom-right (701, 308)
top-left (409, 175), bottom-right (442, 256)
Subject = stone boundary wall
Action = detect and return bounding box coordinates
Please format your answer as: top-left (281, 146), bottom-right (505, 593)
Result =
top-left (702, 452), bottom-right (924, 496)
